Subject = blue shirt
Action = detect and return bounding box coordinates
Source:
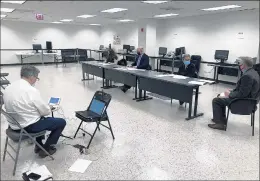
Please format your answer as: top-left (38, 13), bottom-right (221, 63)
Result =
top-left (137, 54), bottom-right (143, 67)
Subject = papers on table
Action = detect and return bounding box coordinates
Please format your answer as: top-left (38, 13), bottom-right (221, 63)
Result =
top-left (188, 81), bottom-right (206, 86)
top-left (156, 74), bottom-right (188, 79)
top-left (115, 67), bottom-right (145, 71)
top-left (68, 159), bottom-right (92, 173)
top-left (98, 63), bottom-right (111, 66)
top-left (219, 92), bottom-right (225, 97)
top-left (26, 165), bottom-right (52, 180)
top-left (196, 79), bottom-right (215, 84)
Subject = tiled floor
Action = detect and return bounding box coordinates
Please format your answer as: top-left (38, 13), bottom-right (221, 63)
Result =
top-left (1, 64), bottom-right (259, 180)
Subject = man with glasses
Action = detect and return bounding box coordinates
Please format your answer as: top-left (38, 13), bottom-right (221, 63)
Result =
top-left (3, 65), bottom-right (66, 158)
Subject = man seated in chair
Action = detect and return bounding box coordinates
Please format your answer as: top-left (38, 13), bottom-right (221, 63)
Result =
top-left (3, 65), bottom-right (66, 158)
top-left (178, 54), bottom-right (197, 105)
top-left (121, 47), bottom-right (150, 93)
top-left (208, 57), bottom-right (260, 130)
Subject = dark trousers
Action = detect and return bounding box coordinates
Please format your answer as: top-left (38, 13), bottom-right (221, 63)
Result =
top-left (24, 117), bottom-right (66, 148)
top-left (212, 97), bottom-right (231, 124)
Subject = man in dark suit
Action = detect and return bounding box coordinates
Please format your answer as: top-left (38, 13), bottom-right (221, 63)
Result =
top-left (209, 57), bottom-right (260, 130)
top-left (178, 54), bottom-right (197, 105)
top-left (121, 47), bottom-right (150, 93)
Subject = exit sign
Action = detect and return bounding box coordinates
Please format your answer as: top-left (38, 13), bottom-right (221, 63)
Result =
top-left (35, 13), bottom-right (43, 20)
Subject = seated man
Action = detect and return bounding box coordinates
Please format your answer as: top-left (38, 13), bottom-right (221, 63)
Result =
top-left (178, 54), bottom-right (197, 105)
top-left (208, 57), bottom-right (260, 130)
top-left (3, 65), bottom-right (66, 158)
top-left (121, 47), bottom-right (150, 93)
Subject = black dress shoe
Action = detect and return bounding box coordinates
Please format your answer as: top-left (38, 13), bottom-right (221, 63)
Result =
top-left (208, 123), bottom-right (226, 131)
top-left (211, 119), bottom-right (227, 124)
top-left (39, 146), bottom-right (57, 158)
top-left (34, 145), bottom-right (41, 154)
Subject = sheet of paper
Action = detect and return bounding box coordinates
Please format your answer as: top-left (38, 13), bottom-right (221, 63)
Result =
top-left (188, 81), bottom-right (206, 86)
top-left (27, 165), bottom-right (52, 181)
top-left (98, 63), bottom-right (111, 66)
top-left (156, 74), bottom-right (174, 77)
top-left (219, 92), bottom-right (225, 97)
top-left (172, 75), bottom-right (188, 79)
top-left (196, 79), bottom-right (215, 84)
top-left (69, 159), bottom-right (92, 173)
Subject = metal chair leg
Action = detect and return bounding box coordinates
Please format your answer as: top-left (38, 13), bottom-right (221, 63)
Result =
top-left (74, 121), bottom-right (83, 138)
top-left (252, 113), bottom-right (255, 136)
top-left (3, 136), bottom-right (8, 161)
top-left (225, 109), bottom-right (230, 131)
top-left (13, 135), bottom-right (22, 176)
top-left (251, 113), bottom-right (253, 126)
top-left (87, 122), bottom-right (100, 149)
top-left (107, 117), bottom-right (115, 139)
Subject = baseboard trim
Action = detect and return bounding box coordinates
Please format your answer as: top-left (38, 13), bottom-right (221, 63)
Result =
top-left (0, 61), bottom-right (82, 66)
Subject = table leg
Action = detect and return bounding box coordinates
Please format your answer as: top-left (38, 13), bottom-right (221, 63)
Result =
top-left (216, 67), bottom-right (219, 83)
top-left (41, 51), bottom-right (44, 65)
top-left (185, 87), bottom-right (204, 120)
top-left (101, 79), bottom-right (117, 89)
top-left (21, 55), bottom-right (23, 64)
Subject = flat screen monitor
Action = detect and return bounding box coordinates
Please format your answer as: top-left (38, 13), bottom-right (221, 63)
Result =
top-left (46, 41), bottom-right (52, 52)
top-left (130, 46), bottom-right (135, 51)
top-left (159, 47), bottom-right (167, 56)
top-left (215, 50), bottom-right (229, 62)
top-left (175, 47), bottom-right (186, 56)
top-left (99, 45), bottom-right (104, 50)
top-left (32, 44), bottom-right (42, 53)
top-left (123, 44), bottom-right (130, 52)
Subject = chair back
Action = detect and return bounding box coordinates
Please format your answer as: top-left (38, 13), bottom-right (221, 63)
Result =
top-left (229, 98), bottom-right (257, 115)
top-left (191, 55), bottom-right (201, 72)
top-left (87, 91), bottom-right (112, 116)
top-left (1, 109), bottom-right (24, 130)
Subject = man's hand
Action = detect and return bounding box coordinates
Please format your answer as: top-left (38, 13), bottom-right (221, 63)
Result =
top-left (224, 90), bottom-right (230, 97)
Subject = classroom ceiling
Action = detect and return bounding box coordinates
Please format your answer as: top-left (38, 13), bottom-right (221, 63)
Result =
top-left (1, 1), bottom-right (259, 26)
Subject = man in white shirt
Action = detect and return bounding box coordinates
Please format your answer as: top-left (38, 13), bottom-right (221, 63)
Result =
top-left (3, 65), bottom-right (66, 158)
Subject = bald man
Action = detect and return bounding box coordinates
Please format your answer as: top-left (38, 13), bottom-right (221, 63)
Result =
top-left (121, 47), bottom-right (150, 93)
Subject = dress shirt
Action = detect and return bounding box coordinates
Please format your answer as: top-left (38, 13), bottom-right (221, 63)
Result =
top-left (3, 79), bottom-right (51, 130)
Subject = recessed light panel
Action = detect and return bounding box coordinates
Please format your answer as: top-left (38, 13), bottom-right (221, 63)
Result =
top-left (201, 5), bottom-right (241, 11)
top-left (101, 8), bottom-right (127, 13)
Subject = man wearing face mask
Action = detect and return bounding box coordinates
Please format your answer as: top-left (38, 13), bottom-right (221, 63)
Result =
top-left (121, 47), bottom-right (150, 93)
top-left (3, 65), bottom-right (66, 158)
top-left (178, 54), bottom-right (197, 105)
top-left (208, 57), bottom-right (260, 130)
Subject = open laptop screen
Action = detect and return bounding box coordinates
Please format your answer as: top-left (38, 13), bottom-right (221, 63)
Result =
top-left (89, 99), bottom-right (106, 115)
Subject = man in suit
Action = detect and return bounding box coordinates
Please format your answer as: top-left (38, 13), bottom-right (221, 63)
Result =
top-left (208, 57), bottom-right (260, 130)
top-left (178, 54), bottom-right (197, 105)
top-left (121, 47), bottom-right (150, 93)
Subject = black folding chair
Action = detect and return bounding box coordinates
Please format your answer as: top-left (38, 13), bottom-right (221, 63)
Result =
top-left (73, 91), bottom-right (115, 148)
top-left (226, 98), bottom-right (258, 136)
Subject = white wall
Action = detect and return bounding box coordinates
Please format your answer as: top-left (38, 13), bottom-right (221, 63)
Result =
top-left (100, 23), bottom-right (138, 51)
top-left (156, 9), bottom-right (259, 80)
top-left (1, 21), bottom-right (101, 64)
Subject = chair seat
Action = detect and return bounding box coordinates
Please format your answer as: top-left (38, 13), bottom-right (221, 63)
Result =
top-left (75, 110), bottom-right (108, 122)
top-left (0, 73), bottom-right (9, 77)
top-left (0, 80), bottom-right (10, 85)
top-left (6, 127), bottom-right (46, 142)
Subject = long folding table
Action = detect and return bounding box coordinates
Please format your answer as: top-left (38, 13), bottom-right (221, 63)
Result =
top-left (81, 61), bottom-right (209, 120)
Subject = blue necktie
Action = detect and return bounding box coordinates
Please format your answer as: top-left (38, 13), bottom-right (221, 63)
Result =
top-left (137, 55), bottom-right (142, 66)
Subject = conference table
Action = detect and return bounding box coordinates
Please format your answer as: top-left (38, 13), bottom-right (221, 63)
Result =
top-left (15, 51), bottom-right (58, 64)
top-left (81, 61), bottom-right (213, 120)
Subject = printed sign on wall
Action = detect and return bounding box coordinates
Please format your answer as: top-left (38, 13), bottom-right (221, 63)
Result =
top-left (113, 35), bottom-right (121, 45)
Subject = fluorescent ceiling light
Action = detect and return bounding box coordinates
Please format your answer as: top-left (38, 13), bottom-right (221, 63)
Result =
top-left (118, 19), bottom-right (134, 22)
top-left (101, 8), bottom-right (127, 13)
top-left (1, 14), bottom-right (6, 18)
top-left (60, 19), bottom-right (73, 22)
top-left (154, 13), bottom-right (178, 18)
top-left (1, 1), bottom-right (25, 4)
top-left (201, 5), bottom-right (241, 11)
top-left (142, 1), bottom-right (167, 4)
top-left (89, 24), bottom-right (101, 26)
top-left (77, 14), bottom-right (96, 18)
top-left (51, 21), bottom-right (62, 24)
top-left (1, 8), bottom-right (14, 13)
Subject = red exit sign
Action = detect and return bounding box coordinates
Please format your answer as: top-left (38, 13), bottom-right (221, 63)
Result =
top-left (35, 13), bottom-right (44, 20)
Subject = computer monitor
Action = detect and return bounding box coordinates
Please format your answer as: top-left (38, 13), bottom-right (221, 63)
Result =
top-left (175, 47), bottom-right (186, 56)
top-left (130, 46), bottom-right (135, 51)
top-left (32, 44), bottom-right (42, 53)
top-left (46, 41), bottom-right (52, 53)
top-left (159, 47), bottom-right (167, 56)
top-left (215, 50), bottom-right (229, 63)
top-left (99, 45), bottom-right (104, 50)
top-left (123, 44), bottom-right (130, 52)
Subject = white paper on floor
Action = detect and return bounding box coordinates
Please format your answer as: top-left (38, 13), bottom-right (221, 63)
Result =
top-left (68, 159), bottom-right (92, 173)
top-left (188, 81), bottom-right (206, 85)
